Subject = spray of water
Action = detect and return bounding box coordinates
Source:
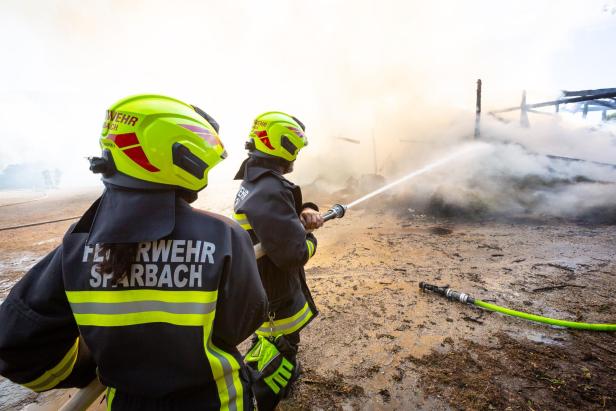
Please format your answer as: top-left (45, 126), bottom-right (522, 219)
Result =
top-left (346, 144), bottom-right (483, 209)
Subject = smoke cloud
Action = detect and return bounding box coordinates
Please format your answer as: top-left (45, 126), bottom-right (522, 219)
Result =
top-left (1, 0), bottom-right (615, 221)
top-left (399, 123), bottom-right (616, 222)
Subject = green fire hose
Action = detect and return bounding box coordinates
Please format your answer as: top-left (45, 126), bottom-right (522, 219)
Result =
top-left (419, 282), bottom-right (616, 331)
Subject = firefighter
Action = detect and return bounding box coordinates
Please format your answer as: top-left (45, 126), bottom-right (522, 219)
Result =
top-left (233, 112), bottom-right (323, 408)
top-left (0, 95), bottom-right (267, 410)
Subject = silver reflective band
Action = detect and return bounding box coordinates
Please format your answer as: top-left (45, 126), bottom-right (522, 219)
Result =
top-left (70, 301), bottom-right (216, 315)
top-left (26, 350), bottom-right (75, 391)
top-left (208, 341), bottom-right (238, 411)
top-left (258, 307), bottom-right (311, 334)
top-left (446, 289), bottom-right (470, 304)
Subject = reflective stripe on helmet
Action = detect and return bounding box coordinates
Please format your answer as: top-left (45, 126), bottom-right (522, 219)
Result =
top-left (106, 132), bottom-right (161, 172)
top-left (106, 132), bottom-right (139, 148)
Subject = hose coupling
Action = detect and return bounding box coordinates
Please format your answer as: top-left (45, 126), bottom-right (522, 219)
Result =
top-left (445, 289), bottom-right (474, 304)
top-left (419, 282), bottom-right (475, 304)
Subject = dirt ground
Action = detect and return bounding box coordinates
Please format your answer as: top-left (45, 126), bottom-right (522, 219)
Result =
top-left (0, 188), bottom-right (615, 410)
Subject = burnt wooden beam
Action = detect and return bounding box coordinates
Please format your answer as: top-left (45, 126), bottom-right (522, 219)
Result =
top-left (562, 88), bottom-right (616, 97)
top-left (491, 90), bottom-right (616, 114)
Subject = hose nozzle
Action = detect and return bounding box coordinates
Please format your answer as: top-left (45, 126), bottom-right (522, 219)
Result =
top-left (322, 203), bottom-right (347, 222)
top-left (419, 282), bottom-right (448, 296)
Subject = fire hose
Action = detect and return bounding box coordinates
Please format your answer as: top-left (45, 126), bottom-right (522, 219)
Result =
top-left (57, 204), bottom-right (347, 411)
top-left (419, 282), bottom-right (616, 331)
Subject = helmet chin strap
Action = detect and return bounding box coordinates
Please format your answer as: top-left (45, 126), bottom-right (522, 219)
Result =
top-left (88, 156), bottom-right (111, 175)
top-left (89, 150), bottom-right (116, 177)
top-left (176, 189), bottom-right (198, 203)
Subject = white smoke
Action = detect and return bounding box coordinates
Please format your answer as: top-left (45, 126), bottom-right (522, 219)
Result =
top-left (1, 0), bottom-right (615, 220)
top-left (390, 117), bottom-right (616, 221)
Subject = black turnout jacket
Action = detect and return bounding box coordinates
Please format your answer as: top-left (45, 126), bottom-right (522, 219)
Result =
top-left (0, 186), bottom-right (267, 410)
top-left (234, 158), bottom-right (318, 335)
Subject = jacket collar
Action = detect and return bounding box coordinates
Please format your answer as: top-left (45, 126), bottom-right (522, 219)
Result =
top-left (75, 183), bottom-right (178, 245)
top-left (234, 157), bottom-right (296, 188)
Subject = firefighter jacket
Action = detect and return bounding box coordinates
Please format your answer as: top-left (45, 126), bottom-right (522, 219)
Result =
top-left (0, 186), bottom-right (267, 411)
top-left (233, 158), bottom-right (318, 338)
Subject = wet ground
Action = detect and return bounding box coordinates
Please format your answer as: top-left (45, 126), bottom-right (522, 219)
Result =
top-left (282, 201), bottom-right (616, 410)
top-left (0, 189), bottom-right (615, 410)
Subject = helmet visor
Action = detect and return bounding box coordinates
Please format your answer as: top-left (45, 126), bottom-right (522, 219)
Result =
top-left (192, 105), bottom-right (220, 133)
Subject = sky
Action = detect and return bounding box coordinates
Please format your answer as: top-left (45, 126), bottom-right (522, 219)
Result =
top-left (0, 0), bottom-right (615, 190)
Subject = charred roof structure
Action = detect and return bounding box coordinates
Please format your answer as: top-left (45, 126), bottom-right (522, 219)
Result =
top-left (489, 86), bottom-right (616, 124)
top-left (473, 80), bottom-right (616, 168)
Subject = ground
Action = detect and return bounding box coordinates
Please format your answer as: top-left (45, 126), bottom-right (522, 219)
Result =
top-left (0, 189), bottom-right (614, 411)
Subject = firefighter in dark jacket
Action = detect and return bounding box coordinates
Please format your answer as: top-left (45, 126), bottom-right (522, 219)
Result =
top-left (233, 112), bottom-right (323, 406)
top-left (0, 95), bottom-right (267, 411)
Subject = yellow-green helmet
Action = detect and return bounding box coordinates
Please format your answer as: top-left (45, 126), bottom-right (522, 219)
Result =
top-left (247, 112), bottom-right (308, 162)
top-left (92, 94), bottom-right (226, 192)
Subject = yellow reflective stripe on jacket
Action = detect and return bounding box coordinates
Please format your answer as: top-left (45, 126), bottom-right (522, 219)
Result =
top-left (72, 311), bottom-right (215, 327)
top-left (233, 212), bottom-right (247, 221)
top-left (66, 290), bottom-right (217, 304)
top-left (233, 212), bottom-right (252, 231)
top-left (256, 302), bottom-right (314, 336)
top-left (106, 387), bottom-right (116, 411)
top-left (204, 329), bottom-right (244, 411)
top-left (24, 338), bottom-right (79, 392)
top-left (306, 239), bottom-right (315, 259)
top-left (66, 290), bottom-right (217, 327)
